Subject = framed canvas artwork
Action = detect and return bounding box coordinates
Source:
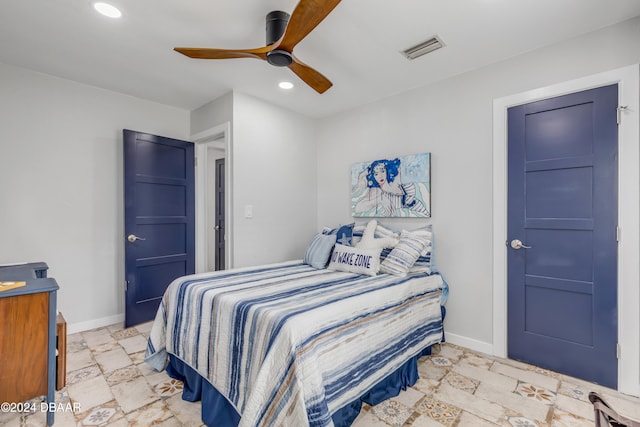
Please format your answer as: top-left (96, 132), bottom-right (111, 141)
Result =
top-left (351, 152), bottom-right (431, 218)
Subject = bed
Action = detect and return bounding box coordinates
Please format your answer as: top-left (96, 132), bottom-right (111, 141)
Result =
top-left (145, 258), bottom-right (446, 427)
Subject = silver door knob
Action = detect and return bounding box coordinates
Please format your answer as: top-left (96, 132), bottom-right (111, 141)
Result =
top-left (214, 225), bottom-right (220, 231)
top-left (127, 234), bottom-right (146, 243)
top-left (510, 239), bottom-right (531, 249)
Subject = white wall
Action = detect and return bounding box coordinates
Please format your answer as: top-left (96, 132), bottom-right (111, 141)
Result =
top-left (190, 91), bottom-right (233, 136)
top-left (0, 63), bottom-right (190, 332)
top-left (316, 18), bottom-right (640, 351)
top-left (190, 92), bottom-right (319, 268)
top-left (231, 92), bottom-right (318, 267)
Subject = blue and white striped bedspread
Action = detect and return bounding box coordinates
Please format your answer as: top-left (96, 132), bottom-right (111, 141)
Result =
top-left (145, 260), bottom-right (444, 427)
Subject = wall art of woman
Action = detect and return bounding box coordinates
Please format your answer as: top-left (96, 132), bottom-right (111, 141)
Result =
top-left (351, 153), bottom-right (431, 218)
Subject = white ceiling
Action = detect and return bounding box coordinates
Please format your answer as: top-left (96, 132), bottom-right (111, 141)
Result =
top-left (1, 0), bottom-right (639, 118)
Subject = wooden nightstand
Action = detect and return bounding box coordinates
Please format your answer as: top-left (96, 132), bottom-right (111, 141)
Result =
top-left (0, 278), bottom-right (58, 426)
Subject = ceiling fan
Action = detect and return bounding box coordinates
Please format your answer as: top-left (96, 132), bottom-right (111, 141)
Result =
top-left (174, 0), bottom-right (341, 94)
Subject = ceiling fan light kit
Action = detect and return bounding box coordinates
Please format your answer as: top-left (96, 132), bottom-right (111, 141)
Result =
top-left (173, 0), bottom-right (341, 94)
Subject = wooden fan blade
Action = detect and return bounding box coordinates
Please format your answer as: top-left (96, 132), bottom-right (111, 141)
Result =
top-left (174, 46), bottom-right (271, 61)
top-left (288, 55), bottom-right (332, 94)
top-left (279, 0), bottom-right (341, 52)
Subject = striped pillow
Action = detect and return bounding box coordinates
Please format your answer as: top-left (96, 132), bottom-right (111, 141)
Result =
top-left (380, 230), bottom-right (430, 277)
top-left (303, 233), bottom-right (337, 269)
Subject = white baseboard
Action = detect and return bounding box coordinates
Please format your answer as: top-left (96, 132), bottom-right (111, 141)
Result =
top-left (67, 313), bottom-right (124, 334)
top-left (444, 331), bottom-right (493, 356)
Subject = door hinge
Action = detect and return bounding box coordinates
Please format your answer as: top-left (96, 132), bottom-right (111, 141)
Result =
top-left (194, 157), bottom-right (198, 167)
top-left (617, 343), bottom-right (621, 359)
top-left (616, 226), bottom-right (620, 242)
top-left (617, 105), bottom-right (629, 124)
top-left (125, 280), bottom-right (129, 292)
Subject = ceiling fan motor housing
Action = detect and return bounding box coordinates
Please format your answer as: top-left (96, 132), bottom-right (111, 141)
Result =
top-left (266, 11), bottom-right (289, 45)
top-left (266, 11), bottom-right (293, 66)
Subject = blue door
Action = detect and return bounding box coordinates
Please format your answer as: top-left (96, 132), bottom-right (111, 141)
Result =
top-left (507, 85), bottom-right (618, 388)
top-left (124, 130), bottom-right (195, 327)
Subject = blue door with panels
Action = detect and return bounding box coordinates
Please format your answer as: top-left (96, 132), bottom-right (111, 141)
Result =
top-left (124, 130), bottom-right (195, 327)
top-left (507, 85), bottom-right (618, 388)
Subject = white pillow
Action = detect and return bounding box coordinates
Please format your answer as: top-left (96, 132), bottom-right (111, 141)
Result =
top-left (327, 244), bottom-right (382, 277)
top-left (355, 220), bottom-right (399, 250)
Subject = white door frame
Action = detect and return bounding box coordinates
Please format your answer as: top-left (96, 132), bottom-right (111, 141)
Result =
top-left (492, 65), bottom-right (639, 396)
top-left (192, 122), bottom-right (233, 273)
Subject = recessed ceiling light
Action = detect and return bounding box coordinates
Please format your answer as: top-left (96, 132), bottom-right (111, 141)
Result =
top-left (93, 2), bottom-right (122, 18)
top-left (278, 81), bottom-right (294, 90)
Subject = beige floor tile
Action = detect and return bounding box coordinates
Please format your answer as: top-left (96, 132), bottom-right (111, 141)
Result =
top-left (475, 382), bottom-right (550, 423)
top-left (457, 353), bottom-right (494, 370)
top-left (66, 375), bottom-right (114, 414)
top-left (392, 386), bottom-right (425, 408)
top-left (413, 377), bottom-right (440, 394)
top-left (66, 348), bottom-right (95, 372)
top-left (491, 362), bottom-right (559, 391)
top-left (155, 417), bottom-right (188, 427)
top-left (111, 376), bottom-right (159, 414)
top-left (435, 382), bottom-right (506, 424)
top-left (453, 362), bottom-right (518, 391)
top-left (146, 370), bottom-right (173, 387)
top-left (164, 393), bottom-right (207, 427)
top-left (94, 347), bottom-right (133, 373)
top-left (456, 410), bottom-right (502, 426)
top-left (0, 412), bottom-right (21, 426)
top-left (351, 410), bottom-right (393, 426)
top-left (119, 334), bottom-right (148, 354)
top-left (551, 408), bottom-right (593, 426)
top-left (555, 394), bottom-right (594, 421)
top-left (126, 400), bottom-right (173, 426)
top-left (437, 344), bottom-right (464, 361)
top-left (82, 328), bottom-right (115, 348)
top-left (135, 321), bottom-right (154, 335)
top-left (103, 418), bottom-right (130, 427)
top-left (410, 412), bottom-right (452, 427)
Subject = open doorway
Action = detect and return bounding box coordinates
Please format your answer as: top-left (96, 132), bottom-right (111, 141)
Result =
top-left (207, 148), bottom-right (225, 271)
top-left (192, 122), bottom-right (232, 273)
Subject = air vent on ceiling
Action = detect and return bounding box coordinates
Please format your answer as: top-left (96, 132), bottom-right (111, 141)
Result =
top-left (402, 36), bottom-right (444, 60)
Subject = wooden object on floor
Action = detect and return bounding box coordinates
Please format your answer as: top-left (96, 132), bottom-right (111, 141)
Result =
top-left (0, 291), bottom-right (48, 401)
top-left (56, 312), bottom-right (67, 390)
top-left (0, 278), bottom-right (59, 426)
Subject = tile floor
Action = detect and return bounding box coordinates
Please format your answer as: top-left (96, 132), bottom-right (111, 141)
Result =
top-left (1, 321), bottom-right (639, 426)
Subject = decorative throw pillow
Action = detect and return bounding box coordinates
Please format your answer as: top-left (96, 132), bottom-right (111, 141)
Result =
top-left (353, 221), bottom-right (399, 245)
top-left (408, 225), bottom-right (433, 256)
top-left (335, 223), bottom-right (354, 246)
top-left (408, 251), bottom-right (432, 274)
top-left (327, 244), bottom-right (382, 276)
top-left (303, 233), bottom-right (337, 269)
top-left (355, 220), bottom-right (399, 250)
top-left (375, 222), bottom-right (400, 240)
top-left (380, 230), bottom-right (430, 277)
top-left (324, 223), bottom-right (355, 246)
